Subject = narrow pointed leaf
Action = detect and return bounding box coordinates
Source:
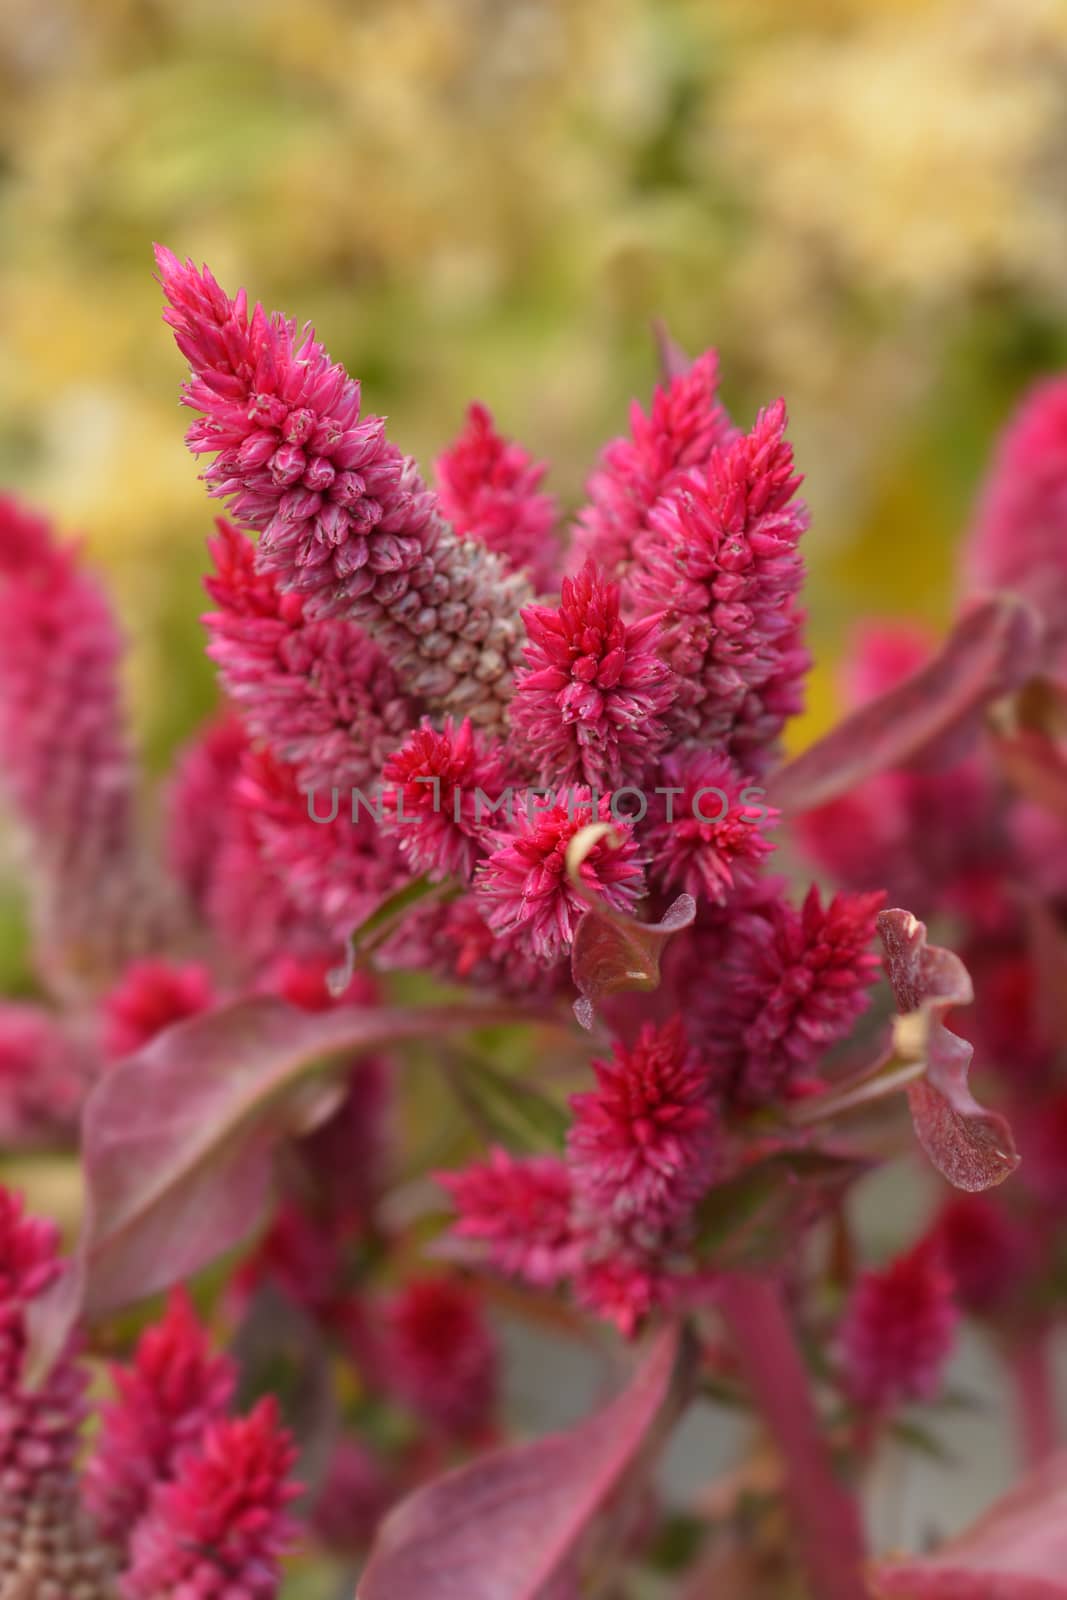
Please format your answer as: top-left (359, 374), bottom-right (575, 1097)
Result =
top-left (878, 908), bottom-right (1018, 1192)
top-left (358, 1324), bottom-right (692, 1600)
top-left (27, 995), bottom-right (533, 1378)
top-left (770, 597), bottom-right (1041, 815)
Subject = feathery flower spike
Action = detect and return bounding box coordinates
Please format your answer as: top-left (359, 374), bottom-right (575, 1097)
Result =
top-left (837, 1240), bottom-right (958, 1413)
top-left (567, 1019), bottom-right (719, 1232)
top-left (382, 715), bottom-right (514, 883)
top-left (629, 400), bottom-right (810, 769)
top-left (438, 1147), bottom-right (580, 1287)
top-left (83, 1286), bottom-right (236, 1547)
top-left (0, 1003), bottom-right (95, 1148)
top-left (157, 247), bottom-right (531, 731)
top-left (570, 350), bottom-right (735, 580)
top-left (435, 401), bottom-right (559, 590)
top-left (120, 1395), bottom-right (300, 1599)
top-left (645, 747), bottom-right (778, 906)
top-left (204, 517), bottom-right (417, 791)
top-left (101, 957), bottom-right (216, 1059)
top-left (383, 1277), bottom-right (497, 1442)
top-left (510, 560), bottom-right (676, 790)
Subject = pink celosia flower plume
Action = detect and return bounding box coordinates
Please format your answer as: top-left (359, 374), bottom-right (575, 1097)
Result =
top-left (382, 715), bottom-right (515, 883)
top-left (510, 560), bottom-right (676, 789)
top-left (84, 1286), bottom-right (236, 1545)
top-left (570, 350), bottom-right (735, 579)
top-left (627, 401), bottom-right (810, 770)
top-left (0, 1189), bottom-right (115, 1595)
top-left (0, 1003), bottom-right (95, 1148)
top-left (837, 1241), bottom-right (958, 1413)
top-left (435, 401), bottom-right (560, 590)
top-left (645, 747), bottom-right (778, 905)
top-left (204, 517), bottom-right (418, 792)
top-left (568, 1019), bottom-right (719, 1232)
top-left (438, 1147), bottom-right (581, 1287)
top-left (0, 497), bottom-right (171, 996)
top-left (384, 1277), bottom-right (498, 1442)
top-left (101, 957), bottom-right (216, 1058)
top-left (121, 1397), bottom-right (300, 1598)
top-left (157, 247), bottom-right (532, 732)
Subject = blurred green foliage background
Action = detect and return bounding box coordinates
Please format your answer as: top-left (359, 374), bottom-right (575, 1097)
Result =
top-left (2, 0), bottom-right (1067, 758)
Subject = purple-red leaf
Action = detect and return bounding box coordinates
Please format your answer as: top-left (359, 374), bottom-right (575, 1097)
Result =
top-left (358, 1324), bottom-right (692, 1600)
top-left (567, 824), bottom-right (696, 1028)
top-left (27, 995), bottom-right (531, 1379)
top-left (993, 727), bottom-right (1067, 822)
top-left (769, 596), bottom-right (1041, 815)
top-left (871, 1450), bottom-right (1067, 1597)
top-left (878, 908), bottom-right (1018, 1192)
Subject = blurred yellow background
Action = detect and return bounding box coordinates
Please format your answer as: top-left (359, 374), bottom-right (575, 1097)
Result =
top-left (2, 0), bottom-right (1067, 769)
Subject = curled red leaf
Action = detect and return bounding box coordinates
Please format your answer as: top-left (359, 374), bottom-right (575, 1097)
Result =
top-left (770, 596), bottom-right (1041, 815)
top-left (878, 908), bottom-right (1018, 1193)
top-left (566, 823), bottom-right (695, 1029)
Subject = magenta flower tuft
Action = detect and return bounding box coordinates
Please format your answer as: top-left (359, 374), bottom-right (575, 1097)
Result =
top-left (101, 958), bottom-right (216, 1059)
top-left (572, 1250), bottom-right (661, 1340)
top-left (571, 350), bottom-right (735, 579)
top-left (704, 885), bottom-right (885, 1106)
top-left (438, 1147), bottom-right (580, 1287)
top-left (384, 1277), bottom-right (498, 1441)
top-left (628, 400), bottom-right (809, 770)
top-left (121, 1395), bottom-right (300, 1599)
top-left (837, 1241), bottom-right (958, 1413)
top-left (166, 710), bottom-right (249, 918)
top-left (475, 792), bottom-right (645, 963)
top-left (158, 248), bottom-right (530, 730)
top-left (510, 560), bottom-right (676, 789)
top-left (930, 1194), bottom-right (1032, 1317)
top-left (204, 518), bottom-right (417, 791)
top-left (645, 748), bottom-right (778, 906)
top-left (382, 716), bottom-right (514, 883)
top-left (435, 401), bottom-right (559, 589)
top-left (568, 1019), bottom-right (718, 1231)
top-left (83, 1286), bottom-right (236, 1546)
top-left (964, 376), bottom-right (1067, 662)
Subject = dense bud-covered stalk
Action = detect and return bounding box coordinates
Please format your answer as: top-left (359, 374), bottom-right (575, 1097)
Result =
top-left (158, 248), bottom-right (531, 732)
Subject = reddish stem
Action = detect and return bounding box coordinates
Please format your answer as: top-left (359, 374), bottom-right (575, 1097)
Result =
top-left (1010, 1326), bottom-right (1059, 1470)
top-left (718, 1273), bottom-right (868, 1600)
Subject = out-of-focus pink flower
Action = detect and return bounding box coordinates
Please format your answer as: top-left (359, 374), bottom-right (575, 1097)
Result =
top-left (475, 792), bottom-right (645, 963)
top-left (645, 748), bottom-right (777, 906)
top-left (964, 377), bottom-right (1067, 662)
top-left (571, 351), bottom-right (734, 579)
top-left (383, 1277), bottom-right (498, 1442)
top-left (158, 248), bottom-right (530, 731)
top-left (0, 1003), bottom-right (94, 1147)
top-left (382, 716), bottom-right (514, 883)
top-left (702, 886), bottom-right (885, 1107)
top-left (233, 1201), bottom-right (345, 1321)
top-left (628, 402), bottom-right (809, 771)
top-left (435, 402), bottom-right (559, 590)
top-left (438, 1147), bottom-right (580, 1287)
top-left (1018, 1090), bottom-right (1067, 1211)
top-left (310, 1438), bottom-right (396, 1552)
top-left (0, 497), bottom-right (155, 994)
top-left (0, 1187), bottom-right (113, 1593)
top-left (837, 1241), bottom-right (958, 1413)
top-left (384, 893), bottom-right (567, 1000)
top-left (83, 1287), bottom-right (236, 1546)
top-left (568, 1020), bottom-right (718, 1231)
top-left (204, 518), bottom-right (417, 791)
top-left (237, 748), bottom-right (405, 947)
top-left (121, 1396), bottom-right (300, 1599)
top-left (510, 561), bottom-right (676, 789)
top-left (101, 958), bottom-right (216, 1059)
top-left (573, 1250), bottom-right (661, 1340)
top-left (166, 710), bottom-right (249, 918)
top-left (931, 1194), bottom-right (1032, 1318)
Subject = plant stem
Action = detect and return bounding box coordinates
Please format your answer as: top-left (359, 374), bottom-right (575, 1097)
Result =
top-left (1009, 1325), bottom-right (1059, 1470)
top-left (718, 1273), bottom-right (868, 1600)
